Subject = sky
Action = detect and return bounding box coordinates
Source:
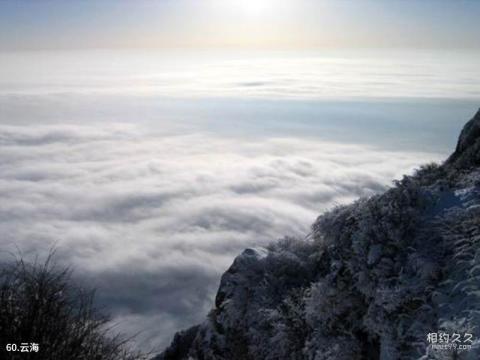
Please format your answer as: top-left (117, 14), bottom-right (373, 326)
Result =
top-left (1, 0), bottom-right (480, 354)
top-left (0, 0), bottom-right (480, 51)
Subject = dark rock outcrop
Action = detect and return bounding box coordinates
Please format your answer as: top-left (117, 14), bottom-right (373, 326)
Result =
top-left (447, 108), bottom-right (480, 168)
top-left (157, 110), bottom-right (480, 360)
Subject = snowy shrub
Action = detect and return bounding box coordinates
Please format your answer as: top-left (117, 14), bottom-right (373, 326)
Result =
top-left (0, 253), bottom-right (145, 360)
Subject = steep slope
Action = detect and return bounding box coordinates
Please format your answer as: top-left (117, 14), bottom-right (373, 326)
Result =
top-left (156, 109), bottom-right (480, 360)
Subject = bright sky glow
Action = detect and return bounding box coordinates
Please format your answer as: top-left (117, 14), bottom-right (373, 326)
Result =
top-left (219, 0), bottom-right (278, 17)
top-left (0, 0), bottom-right (479, 51)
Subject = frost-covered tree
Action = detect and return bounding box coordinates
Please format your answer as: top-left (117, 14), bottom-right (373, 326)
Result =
top-left (0, 253), bottom-right (145, 360)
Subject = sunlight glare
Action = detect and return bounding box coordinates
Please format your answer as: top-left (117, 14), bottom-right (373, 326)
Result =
top-left (240, 0), bottom-right (275, 16)
top-left (215, 0), bottom-right (279, 18)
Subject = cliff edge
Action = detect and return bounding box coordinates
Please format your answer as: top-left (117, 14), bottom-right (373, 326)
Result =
top-left (157, 109), bottom-right (480, 360)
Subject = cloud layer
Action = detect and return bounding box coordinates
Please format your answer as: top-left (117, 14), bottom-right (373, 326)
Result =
top-left (1, 49), bottom-right (479, 100)
top-left (0, 122), bottom-right (443, 351)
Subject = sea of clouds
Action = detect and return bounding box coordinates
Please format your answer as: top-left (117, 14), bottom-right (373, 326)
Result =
top-left (1, 49), bottom-right (479, 100)
top-left (0, 121), bottom-right (443, 350)
top-left (0, 48), bottom-right (478, 351)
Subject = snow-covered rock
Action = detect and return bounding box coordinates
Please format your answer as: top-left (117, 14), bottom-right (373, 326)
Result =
top-left (156, 109), bottom-right (480, 360)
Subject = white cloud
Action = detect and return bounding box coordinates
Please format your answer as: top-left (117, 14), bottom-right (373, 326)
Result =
top-left (1, 50), bottom-right (479, 100)
top-left (0, 122), bottom-right (443, 350)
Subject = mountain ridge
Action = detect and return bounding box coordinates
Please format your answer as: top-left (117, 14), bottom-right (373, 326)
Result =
top-left (156, 109), bottom-right (480, 360)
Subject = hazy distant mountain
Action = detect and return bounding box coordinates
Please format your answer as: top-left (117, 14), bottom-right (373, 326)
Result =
top-left (156, 109), bottom-right (480, 360)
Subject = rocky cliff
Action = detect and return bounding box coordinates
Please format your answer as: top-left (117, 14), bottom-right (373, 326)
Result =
top-left (156, 109), bottom-right (480, 360)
